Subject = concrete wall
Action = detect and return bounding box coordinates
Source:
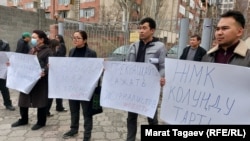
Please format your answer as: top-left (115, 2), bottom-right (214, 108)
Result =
top-left (0, 5), bottom-right (55, 51)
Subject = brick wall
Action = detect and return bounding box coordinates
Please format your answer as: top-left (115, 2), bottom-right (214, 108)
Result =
top-left (0, 5), bottom-right (55, 51)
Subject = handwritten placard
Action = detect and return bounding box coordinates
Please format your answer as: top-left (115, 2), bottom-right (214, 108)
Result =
top-left (160, 58), bottom-right (250, 124)
top-left (0, 52), bottom-right (8, 79)
top-left (48, 57), bottom-right (104, 101)
top-left (6, 53), bottom-right (41, 94)
top-left (101, 61), bottom-right (161, 118)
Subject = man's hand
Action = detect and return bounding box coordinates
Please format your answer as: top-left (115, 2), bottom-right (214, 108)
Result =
top-left (41, 68), bottom-right (45, 77)
top-left (160, 77), bottom-right (165, 87)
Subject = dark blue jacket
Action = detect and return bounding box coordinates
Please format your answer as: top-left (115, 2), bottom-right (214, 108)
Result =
top-left (180, 46), bottom-right (207, 61)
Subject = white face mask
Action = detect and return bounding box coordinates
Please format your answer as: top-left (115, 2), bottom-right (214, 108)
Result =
top-left (31, 38), bottom-right (37, 46)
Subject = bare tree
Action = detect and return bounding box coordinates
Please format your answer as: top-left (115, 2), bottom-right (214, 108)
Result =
top-left (99, 2), bottom-right (122, 24)
top-left (139, 0), bottom-right (165, 19)
top-left (118, 0), bottom-right (138, 30)
top-left (139, 0), bottom-right (178, 44)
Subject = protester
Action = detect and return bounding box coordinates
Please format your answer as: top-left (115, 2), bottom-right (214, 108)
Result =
top-left (63, 30), bottom-right (97, 141)
top-left (52, 34), bottom-right (67, 112)
top-left (14, 32), bottom-right (32, 112)
top-left (16, 32), bottom-right (31, 54)
top-left (125, 17), bottom-right (167, 141)
top-left (11, 30), bottom-right (53, 130)
top-left (0, 39), bottom-right (15, 111)
top-left (202, 10), bottom-right (250, 66)
top-left (55, 34), bottom-right (67, 57)
top-left (46, 39), bottom-right (67, 117)
top-left (180, 34), bottom-right (207, 61)
top-left (0, 39), bottom-right (10, 51)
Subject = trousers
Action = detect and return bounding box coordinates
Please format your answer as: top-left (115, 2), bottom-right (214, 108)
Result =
top-left (47, 98), bottom-right (65, 114)
top-left (0, 79), bottom-right (12, 107)
top-left (126, 110), bottom-right (158, 141)
top-left (68, 99), bottom-right (93, 140)
top-left (19, 106), bottom-right (47, 125)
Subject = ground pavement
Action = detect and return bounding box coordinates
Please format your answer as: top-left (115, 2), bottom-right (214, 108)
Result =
top-left (0, 89), bottom-right (165, 141)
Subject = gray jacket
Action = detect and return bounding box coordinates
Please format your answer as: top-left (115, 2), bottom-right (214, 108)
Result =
top-left (126, 39), bottom-right (167, 77)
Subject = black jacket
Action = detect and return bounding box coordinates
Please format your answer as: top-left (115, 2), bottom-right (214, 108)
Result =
top-left (69, 45), bottom-right (97, 58)
top-left (180, 46), bottom-right (207, 61)
top-left (0, 40), bottom-right (10, 51)
top-left (16, 38), bottom-right (30, 54)
top-left (55, 43), bottom-right (67, 57)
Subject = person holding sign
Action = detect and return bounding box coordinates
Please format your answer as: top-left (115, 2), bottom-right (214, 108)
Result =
top-left (202, 10), bottom-right (250, 66)
top-left (0, 39), bottom-right (15, 111)
top-left (55, 34), bottom-right (67, 58)
top-left (180, 34), bottom-right (207, 61)
top-left (126, 17), bottom-right (167, 141)
top-left (46, 39), bottom-right (67, 117)
top-left (62, 30), bottom-right (97, 141)
top-left (11, 30), bottom-right (53, 130)
top-left (54, 35), bottom-right (67, 112)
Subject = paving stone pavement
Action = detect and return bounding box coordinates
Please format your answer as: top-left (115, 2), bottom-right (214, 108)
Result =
top-left (0, 89), bottom-right (165, 141)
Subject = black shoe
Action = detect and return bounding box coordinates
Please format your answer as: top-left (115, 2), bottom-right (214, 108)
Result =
top-left (56, 107), bottom-right (67, 112)
top-left (83, 137), bottom-right (91, 141)
top-left (47, 112), bottom-right (54, 117)
top-left (11, 119), bottom-right (28, 127)
top-left (31, 124), bottom-right (44, 130)
top-left (6, 105), bottom-right (15, 111)
top-left (63, 130), bottom-right (78, 139)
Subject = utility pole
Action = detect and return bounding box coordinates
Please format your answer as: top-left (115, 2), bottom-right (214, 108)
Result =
top-left (119, 0), bottom-right (130, 31)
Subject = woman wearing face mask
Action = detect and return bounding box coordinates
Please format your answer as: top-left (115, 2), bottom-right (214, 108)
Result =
top-left (11, 30), bottom-right (53, 130)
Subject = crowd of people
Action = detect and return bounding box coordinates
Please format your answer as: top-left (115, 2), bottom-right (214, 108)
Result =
top-left (0, 10), bottom-right (250, 141)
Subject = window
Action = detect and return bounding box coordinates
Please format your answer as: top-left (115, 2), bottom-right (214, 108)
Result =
top-left (228, 3), bottom-right (233, 8)
top-left (80, 8), bottom-right (95, 18)
top-left (25, 2), bottom-right (34, 8)
top-left (59, 0), bottom-right (70, 5)
top-left (0, 1), bottom-right (7, 6)
top-left (41, 0), bottom-right (50, 8)
top-left (45, 13), bottom-right (50, 19)
top-left (12, 0), bottom-right (20, 6)
top-left (59, 11), bottom-right (68, 18)
top-left (82, 0), bottom-right (95, 2)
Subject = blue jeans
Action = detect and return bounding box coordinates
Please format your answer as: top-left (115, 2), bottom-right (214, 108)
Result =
top-left (68, 99), bottom-right (93, 140)
top-left (126, 111), bottom-right (158, 141)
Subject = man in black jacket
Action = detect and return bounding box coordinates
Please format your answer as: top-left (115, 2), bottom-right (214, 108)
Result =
top-left (16, 32), bottom-right (31, 54)
top-left (0, 39), bottom-right (15, 111)
top-left (180, 34), bottom-right (207, 61)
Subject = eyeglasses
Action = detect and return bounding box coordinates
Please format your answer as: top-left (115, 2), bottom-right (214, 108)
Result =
top-left (72, 37), bottom-right (83, 41)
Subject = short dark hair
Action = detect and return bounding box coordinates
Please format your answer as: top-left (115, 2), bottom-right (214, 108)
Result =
top-left (220, 10), bottom-right (245, 28)
top-left (139, 17), bottom-right (156, 29)
top-left (190, 34), bottom-right (201, 41)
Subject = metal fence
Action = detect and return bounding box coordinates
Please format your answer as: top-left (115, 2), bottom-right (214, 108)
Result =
top-left (61, 19), bottom-right (179, 60)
